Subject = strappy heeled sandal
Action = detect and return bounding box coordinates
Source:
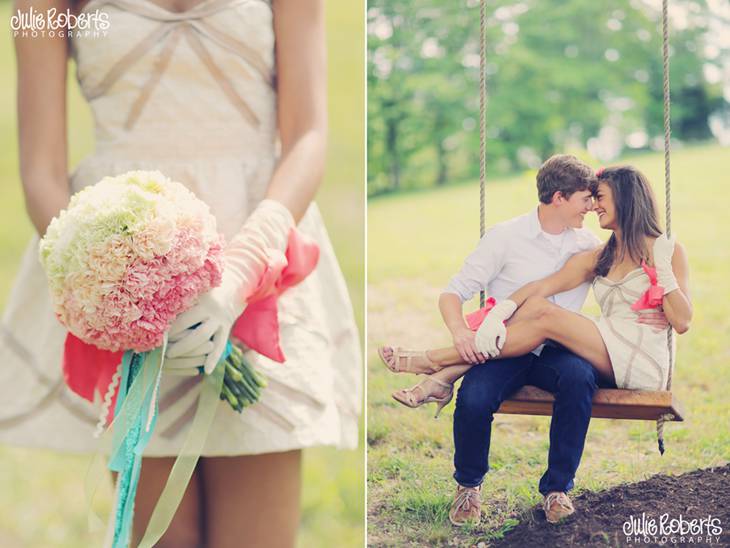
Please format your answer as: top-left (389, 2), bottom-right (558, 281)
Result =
top-left (377, 346), bottom-right (441, 374)
top-left (391, 375), bottom-right (454, 418)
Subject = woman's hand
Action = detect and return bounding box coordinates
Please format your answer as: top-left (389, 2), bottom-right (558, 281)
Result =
top-left (165, 200), bottom-right (293, 373)
top-left (165, 277), bottom-right (244, 374)
top-left (653, 234), bottom-right (679, 293)
top-left (656, 238), bottom-right (693, 334)
top-left (474, 299), bottom-right (517, 357)
top-left (451, 325), bottom-right (486, 364)
top-left (635, 310), bottom-right (670, 331)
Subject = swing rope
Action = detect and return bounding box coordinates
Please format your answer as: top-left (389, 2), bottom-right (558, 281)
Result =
top-left (476, 0), bottom-right (676, 453)
top-left (657, 0), bottom-right (675, 455)
top-left (479, 0), bottom-right (487, 310)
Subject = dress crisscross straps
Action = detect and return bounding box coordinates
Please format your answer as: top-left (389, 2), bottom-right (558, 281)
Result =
top-left (71, 0), bottom-right (275, 159)
top-left (591, 270), bottom-right (672, 391)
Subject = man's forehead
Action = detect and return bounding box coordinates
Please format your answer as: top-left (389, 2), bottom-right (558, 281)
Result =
top-left (572, 189), bottom-right (593, 199)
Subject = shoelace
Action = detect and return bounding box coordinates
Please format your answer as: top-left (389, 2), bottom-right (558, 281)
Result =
top-left (453, 487), bottom-right (480, 512)
top-left (544, 492), bottom-right (573, 513)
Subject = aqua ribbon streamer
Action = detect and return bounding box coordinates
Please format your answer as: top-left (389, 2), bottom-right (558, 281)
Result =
top-left (109, 348), bottom-right (164, 548)
top-left (136, 343), bottom-right (228, 548)
top-left (87, 341), bottom-right (231, 548)
top-left (83, 341), bottom-right (232, 547)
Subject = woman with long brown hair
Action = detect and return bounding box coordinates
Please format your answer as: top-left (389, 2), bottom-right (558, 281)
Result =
top-left (379, 165), bottom-right (692, 412)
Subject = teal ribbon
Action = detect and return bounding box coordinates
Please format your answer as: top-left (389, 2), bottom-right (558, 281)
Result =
top-left (108, 349), bottom-right (163, 548)
top-left (105, 341), bottom-right (232, 548)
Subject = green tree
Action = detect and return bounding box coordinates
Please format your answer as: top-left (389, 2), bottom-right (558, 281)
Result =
top-left (367, 0), bottom-right (721, 196)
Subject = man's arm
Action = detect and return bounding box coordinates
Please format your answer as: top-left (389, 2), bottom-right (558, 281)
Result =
top-left (439, 227), bottom-right (506, 364)
top-left (474, 249), bottom-right (598, 357)
top-left (439, 293), bottom-right (485, 364)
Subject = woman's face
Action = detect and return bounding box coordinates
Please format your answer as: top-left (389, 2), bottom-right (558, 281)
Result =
top-left (594, 181), bottom-right (617, 230)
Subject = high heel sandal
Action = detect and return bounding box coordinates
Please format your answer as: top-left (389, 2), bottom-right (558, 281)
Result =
top-left (391, 375), bottom-right (454, 418)
top-left (378, 346), bottom-right (441, 374)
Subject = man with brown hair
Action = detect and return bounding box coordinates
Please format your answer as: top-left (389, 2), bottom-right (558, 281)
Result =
top-left (440, 154), bottom-right (602, 525)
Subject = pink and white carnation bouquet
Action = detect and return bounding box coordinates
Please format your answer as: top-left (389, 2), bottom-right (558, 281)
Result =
top-left (39, 170), bottom-right (270, 548)
top-left (38, 170), bottom-right (320, 548)
top-left (39, 170), bottom-right (265, 415)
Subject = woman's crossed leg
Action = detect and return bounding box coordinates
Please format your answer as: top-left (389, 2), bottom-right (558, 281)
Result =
top-left (385, 297), bottom-right (614, 405)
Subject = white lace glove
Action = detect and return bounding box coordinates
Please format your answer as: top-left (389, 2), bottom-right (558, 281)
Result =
top-left (653, 233), bottom-right (678, 294)
top-left (474, 299), bottom-right (517, 358)
top-left (165, 199), bottom-right (294, 374)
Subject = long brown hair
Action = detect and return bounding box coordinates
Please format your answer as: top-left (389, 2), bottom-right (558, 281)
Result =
top-left (594, 166), bottom-right (662, 277)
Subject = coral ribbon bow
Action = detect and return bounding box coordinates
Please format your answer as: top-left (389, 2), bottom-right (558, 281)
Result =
top-left (465, 297), bottom-right (497, 331)
top-left (62, 228), bottom-right (319, 403)
top-left (230, 227), bottom-right (320, 363)
top-left (630, 261), bottom-right (664, 311)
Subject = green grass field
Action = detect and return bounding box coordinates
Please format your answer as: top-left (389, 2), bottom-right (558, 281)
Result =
top-left (368, 143), bottom-right (730, 546)
top-left (0, 1), bottom-right (364, 546)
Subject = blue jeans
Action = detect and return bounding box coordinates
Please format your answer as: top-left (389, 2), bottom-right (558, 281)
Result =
top-left (453, 345), bottom-right (611, 495)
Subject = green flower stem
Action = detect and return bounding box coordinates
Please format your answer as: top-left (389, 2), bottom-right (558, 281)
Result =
top-left (216, 347), bottom-right (266, 413)
top-left (220, 383), bottom-right (239, 409)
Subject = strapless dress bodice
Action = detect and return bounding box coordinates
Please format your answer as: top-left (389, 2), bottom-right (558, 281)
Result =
top-left (71, 0), bottom-right (276, 159)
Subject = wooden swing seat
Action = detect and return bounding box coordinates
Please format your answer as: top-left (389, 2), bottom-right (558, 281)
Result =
top-left (497, 385), bottom-right (684, 421)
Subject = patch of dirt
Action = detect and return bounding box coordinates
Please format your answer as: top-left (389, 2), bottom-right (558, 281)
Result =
top-left (493, 464), bottom-right (730, 547)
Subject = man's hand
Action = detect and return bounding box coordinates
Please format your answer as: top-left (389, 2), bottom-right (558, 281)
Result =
top-left (452, 326), bottom-right (487, 364)
top-left (474, 299), bottom-right (517, 358)
top-left (636, 309), bottom-right (670, 331)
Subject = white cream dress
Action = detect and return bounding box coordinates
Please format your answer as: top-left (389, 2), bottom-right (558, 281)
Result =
top-left (591, 268), bottom-right (673, 391)
top-left (0, 0), bottom-right (362, 455)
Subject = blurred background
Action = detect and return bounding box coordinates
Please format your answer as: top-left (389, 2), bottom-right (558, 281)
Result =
top-left (368, 0), bottom-right (729, 196)
top-left (0, 1), bottom-right (364, 547)
top-left (368, 1), bottom-right (729, 545)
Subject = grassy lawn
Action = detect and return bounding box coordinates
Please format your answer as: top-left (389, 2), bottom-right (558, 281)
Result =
top-left (367, 143), bottom-right (730, 546)
top-left (0, 1), bottom-right (364, 546)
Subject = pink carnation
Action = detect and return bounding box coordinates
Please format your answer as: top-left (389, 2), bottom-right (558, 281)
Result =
top-left (40, 171), bottom-right (226, 353)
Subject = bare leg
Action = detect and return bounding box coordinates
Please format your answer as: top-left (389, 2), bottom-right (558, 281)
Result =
top-left (131, 457), bottom-right (204, 548)
top-left (395, 297), bottom-right (614, 404)
top-left (501, 297), bottom-right (614, 383)
top-left (380, 295), bottom-right (550, 374)
top-left (202, 451), bottom-right (302, 548)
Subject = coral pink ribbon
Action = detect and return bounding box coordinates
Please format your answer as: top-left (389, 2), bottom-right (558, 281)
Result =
top-left (465, 297), bottom-right (497, 331)
top-left (630, 261), bottom-right (665, 311)
top-left (63, 228), bottom-right (320, 404)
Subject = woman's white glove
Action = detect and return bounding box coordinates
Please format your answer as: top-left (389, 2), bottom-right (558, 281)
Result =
top-left (474, 299), bottom-right (517, 358)
top-left (163, 330), bottom-right (213, 376)
top-left (653, 233), bottom-right (678, 294)
top-left (165, 199), bottom-right (294, 374)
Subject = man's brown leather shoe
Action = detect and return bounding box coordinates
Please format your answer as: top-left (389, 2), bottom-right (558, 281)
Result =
top-left (449, 484), bottom-right (481, 526)
top-left (543, 491), bottom-right (575, 523)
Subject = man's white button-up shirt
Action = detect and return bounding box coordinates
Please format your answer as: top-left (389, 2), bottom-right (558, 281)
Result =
top-left (445, 207), bottom-right (602, 312)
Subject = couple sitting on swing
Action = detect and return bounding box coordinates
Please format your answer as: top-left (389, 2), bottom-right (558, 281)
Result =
top-left (378, 155), bottom-right (693, 525)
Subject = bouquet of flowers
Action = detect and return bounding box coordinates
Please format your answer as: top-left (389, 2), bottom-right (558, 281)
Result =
top-left (39, 170), bottom-right (286, 547)
top-left (39, 170), bottom-right (266, 415)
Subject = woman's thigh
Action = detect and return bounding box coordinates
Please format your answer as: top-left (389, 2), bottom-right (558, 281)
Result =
top-left (201, 450), bottom-right (302, 548)
top-left (131, 457), bottom-right (204, 548)
top-left (537, 303), bottom-right (614, 382)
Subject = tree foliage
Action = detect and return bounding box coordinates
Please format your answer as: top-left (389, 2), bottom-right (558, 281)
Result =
top-left (367, 0), bottom-right (724, 196)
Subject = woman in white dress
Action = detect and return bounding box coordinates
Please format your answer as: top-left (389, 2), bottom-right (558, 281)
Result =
top-left (379, 166), bottom-right (692, 408)
top-left (3, 0), bottom-right (361, 545)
